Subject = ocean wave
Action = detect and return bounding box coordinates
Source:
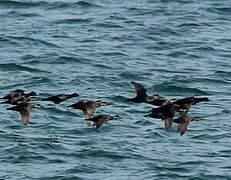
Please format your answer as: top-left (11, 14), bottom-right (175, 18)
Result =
top-left (152, 82), bottom-right (209, 96)
top-left (5, 35), bottom-right (60, 48)
top-left (0, 63), bottom-right (50, 73)
top-left (0, 0), bottom-right (100, 9)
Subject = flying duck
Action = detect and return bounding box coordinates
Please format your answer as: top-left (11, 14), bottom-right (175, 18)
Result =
top-left (42, 93), bottom-right (79, 104)
top-left (128, 81), bottom-right (160, 103)
top-left (173, 114), bottom-right (200, 135)
top-left (85, 114), bottom-right (122, 128)
top-left (0, 90), bottom-right (38, 100)
top-left (144, 103), bottom-right (180, 131)
top-left (68, 100), bottom-right (112, 119)
top-left (7, 103), bottom-right (43, 125)
top-left (0, 95), bottom-right (37, 105)
top-left (0, 89), bottom-right (24, 99)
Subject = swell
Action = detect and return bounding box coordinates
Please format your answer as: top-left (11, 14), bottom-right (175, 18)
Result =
top-left (0, 0), bottom-right (44, 8)
top-left (0, 63), bottom-right (50, 73)
top-left (0, 0), bottom-right (100, 9)
top-left (4, 36), bottom-right (60, 48)
top-left (152, 82), bottom-right (210, 96)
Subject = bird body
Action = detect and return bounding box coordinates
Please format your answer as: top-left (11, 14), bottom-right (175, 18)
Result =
top-left (145, 103), bottom-right (180, 130)
top-left (0, 90), bottom-right (37, 100)
top-left (85, 114), bottom-right (121, 128)
top-left (0, 96), bottom-right (37, 105)
top-left (0, 89), bottom-right (24, 99)
top-left (146, 97), bottom-right (174, 106)
top-left (68, 100), bottom-right (111, 119)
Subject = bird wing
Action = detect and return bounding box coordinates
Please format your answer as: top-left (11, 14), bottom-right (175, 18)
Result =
top-left (177, 122), bottom-right (189, 136)
top-left (43, 96), bottom-right (62, 104)
top-left (20, 109), bottom-right (30, 125)
top-left (84, 103), bottom-right (97, 119)
top-left (7, 105), bottom-right (21, 111)
top-left (164, 118), bottom-right (173, 131)
top-left (95, 116), bottom-right (107, 128)
top-left (131, 81), bottom-right (147, 97)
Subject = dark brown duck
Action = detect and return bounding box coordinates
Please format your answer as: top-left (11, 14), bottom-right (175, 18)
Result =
top-left (68, 100), bottom-right (112, 119)
top-left (145, 103), bottom-right (180, 131)
top-left (7, 103), bottom-right (43, 125)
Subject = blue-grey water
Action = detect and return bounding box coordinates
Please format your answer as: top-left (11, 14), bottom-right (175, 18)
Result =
top-left (0, 0), bottom-right (231, 179)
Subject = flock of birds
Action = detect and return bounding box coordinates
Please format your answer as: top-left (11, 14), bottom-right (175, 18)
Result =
top-left (0, 81), bottom-right (209, 135)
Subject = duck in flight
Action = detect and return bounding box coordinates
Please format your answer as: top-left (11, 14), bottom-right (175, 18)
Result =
top-left (68, 100), bottom-right (112, 119)
top-left (0, 89), bottom-right (38, 100)
top-left (144, 103), bottom-right (180, 131)
top-left (146, 96), bottom-right (175, 106)
top-left (0, 95), bottom-right (37, 105)
top-left (7, 103), bottom-right (43, 125)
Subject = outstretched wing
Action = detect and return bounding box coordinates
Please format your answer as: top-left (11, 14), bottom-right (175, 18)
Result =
top-left (84, 103), bottom-right (97, 119)
top-left (20, 109), bottom-right (30, 125)
top-left (177, 122), bottom-right (189, 136)
top-left (131, 81), bottom-right (147, 98)
top-left (164, 118), bottom-right (173, 131)
top-left (42, 96), bottom-right (62, 104)
top-left (96, 117), bottom-right (107, 128)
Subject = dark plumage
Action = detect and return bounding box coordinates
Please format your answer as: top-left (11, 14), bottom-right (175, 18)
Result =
top-left (85, 114), bottom-right (122, 128)
top-left (146, 97), bottom-right (175, 106)
top-left (128, 81), bottom-right (160, 103)
top-left (0, 90), bottom-right (38, 100)
top-left (173, 114), bottom-right (200, 135)
top-left (0, 95), bottom-right (37, 105)
top-left (7, 103), bottom-right (43, 125)
top-left (174, 97), bottom-right (209, 112)
top-left (0, 89), bottom-right (24, 99)
top-left (24, 91), bottom-right (38, 98)
top-left (68, 100), bottom-right (112, 119)
top-left (42, 93), bottom-right (79, 104)
top-left (144, 103), bottom-right (180, 130)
